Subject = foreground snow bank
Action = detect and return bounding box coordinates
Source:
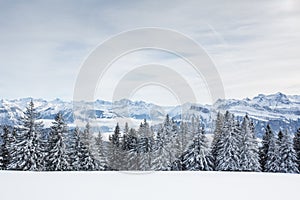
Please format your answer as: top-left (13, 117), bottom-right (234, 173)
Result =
top-left (0, 171), bottom-right (299, 200)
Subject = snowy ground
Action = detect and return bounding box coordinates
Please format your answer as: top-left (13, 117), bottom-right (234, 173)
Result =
top-left (0, 171), bottom-right (299, 200)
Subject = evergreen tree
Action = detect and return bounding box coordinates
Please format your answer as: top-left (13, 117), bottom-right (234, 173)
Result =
top-left (124, 122), bottom-right (129, 135)
top-left (8, 127), bottom-right (27, 170)
top-left (94, 132), bottom-right (107, 170)
top-left (46, 113), bottom-right (69, 171)
top-left (81, 122), bottom-right (96, 156)
top-left (170, 156), bottom-right (185, 171)
top-left (259, 124), bottom-right (274, 172)
top-left (171, 120), bottom-right (196, 171)
top-left (138, 119), bottom-right (154, 171)
top-left (151, 115), bottom-right (180, 171)
top-left (127, 128), bottom-right (140, 170)
top-left (162, 115), bottom-right (172, 143)
top-left (178, 122), bottom-right (188, 156)
top-left (120, 123), bottom-right (131, 154)
top-left (211, 112), bottom-right (224, 165)
top-left (249, 120), bottom-right (256, 139)
top-left (279, 131), bottom-right (299, 174)
top-left (189, 116), bottom-right (197, 140)
top-left (278, 130), bottom-right (283, 142)
top-left (8, 100), bottom-right (44, 170)
top-left (170, 119), bottom-right (180, 161)
top-left (110, 123), bottom-right (121, 146)
top-left (23, 100), bottom-right (44, 170)
top-left (0, 126), bottom-right (11, 170)
top-left (67, 127), bottom-right (98, 171)
top-left (108, 123), bottom-right (122, 170)
top-left (183, 116), bottom-right (196, 144)
top-left (120, 125), bottom-right (131, 170)
top-left (239, 115), bottom-right (261, 172)
top-left (264, 136), bottom-right (280, 173)
top-left (181, 125), bottom-right (213, 171)
top-left (77, 137), bottom-right (97, 171)
top-left (151, 127), bottom-right (171, 170)
top-left (36, 133), bottom-right (49, 171)
top-left (215, 112), bottom-right (240, 171)
top-left (293, 128), bottom-right (300, 171)
top-left (6, 128), bottom-right (19, 170)
top-left (67, 127), bottom-right (81, 171)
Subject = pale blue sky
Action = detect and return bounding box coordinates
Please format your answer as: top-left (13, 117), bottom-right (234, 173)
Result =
top-left (0, 0), bottom-right (300, 105)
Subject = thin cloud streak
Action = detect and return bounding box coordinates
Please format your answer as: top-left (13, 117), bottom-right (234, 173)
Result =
top-left (0, 0), bottom-right (299, 105)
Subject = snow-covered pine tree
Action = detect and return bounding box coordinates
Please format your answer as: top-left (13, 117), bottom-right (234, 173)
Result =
top-left (162, 115), bottom-right (177, 144)
top-left (151, 127), bottom-right (171, 171)
top-left (184, 116), bottom-right (197, 144)
top-left (293, 128), bottom-right (300, 171)
top-left (215, 111), bottom-right (241, 171)
top-left (190, 116), bottom-right (196, 139)
top-left (137, 119), bottom-right (154, 171)
top-left (0, 126), bottom-right (11, 170)
top-left (178, 121), bottom-right (188, 156)
top-left (82, 122), bottom-right (91, 142)
top-left (181, 125), bottom-right (213, 171)
top-left (67, 127), bottom-right (98, 171)
top-left (120, 123), bottom-right (131, 170)
top-left (137, 139), bottom-right (148, 171)
top-left (249, 120), bottom-right (256, 139)
top-left (162, 115), bottom-right (172, 143)
top-left (161, 115), bottom-right (178, 163)
top-left (278, 131), bottom-right (299, 174)
top-left (8, 128), bottom-right (28, 170)
top-left (278, 130), bottom-right (283, 142)
top-left (259, 124), bottom-right (274, 172)
top-left (170, 119), bottom-right (181, 162)
top-left (264, 136), bottom-right (280, 173)
top-left (127, 128), bottom-right (141, 170)
top-left (124, 122), bottom-right (129, 136)
top-left (35, 131), bottom-right (50, 171)
top-left (81, 122), bottom-right (96, 157)
top-left (211, 112), bottom-right (224, 165)
top-left (5, 128), bottom-right (19, 169)
top-left (67, 127), bottom-right (81, 171)
top-left (110, 123), bottom-right (121, 146)
top-left (170, 121), bottom-right (189, 170)
top-left (8, 100), bottom-right (44, 171)
top-left (46, 113), bottom-right (69, 171)
top-left (121, 122), bottom-right (130, 151)
top-left (107, 123), bottom-right (123, 170)
top-left (239, 115), bottom-right (261, 172)
top-left (94, 132), bottom-right (107, 170)
top-left (23, 100), bottom-right (44, 171)
top-left (77, 136), bottom-right (98, 171)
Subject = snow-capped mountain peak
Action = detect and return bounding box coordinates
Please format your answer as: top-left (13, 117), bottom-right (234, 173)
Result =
top-left (0, 92), bottom-right (300, 136)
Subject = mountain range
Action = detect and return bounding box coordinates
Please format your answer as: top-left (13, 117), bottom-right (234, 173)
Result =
top-left (1, 92), bottom-right (300, 137)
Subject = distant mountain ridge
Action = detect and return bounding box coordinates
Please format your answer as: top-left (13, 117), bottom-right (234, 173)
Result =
top-left (1, 92), bottom-right (300, 137)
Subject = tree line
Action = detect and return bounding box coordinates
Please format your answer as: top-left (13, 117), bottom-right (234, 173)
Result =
top-left (0, 100), bottom-right (299, 173)
top-left (0, 101), bottom-right (106, 171)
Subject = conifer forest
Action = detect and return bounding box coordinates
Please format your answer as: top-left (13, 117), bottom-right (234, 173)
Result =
top-left (0, 100), bottom-right (299, 174)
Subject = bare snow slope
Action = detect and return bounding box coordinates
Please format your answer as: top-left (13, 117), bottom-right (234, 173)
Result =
top-left (0, 171), bottom-right (299, 200)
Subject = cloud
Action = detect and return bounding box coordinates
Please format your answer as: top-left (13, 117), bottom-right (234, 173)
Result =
top-left (0, 0), bottom-right (300, 105)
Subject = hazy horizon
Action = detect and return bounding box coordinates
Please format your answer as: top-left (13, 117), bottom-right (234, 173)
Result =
top-left (1, 91), bottom-right (298, 107)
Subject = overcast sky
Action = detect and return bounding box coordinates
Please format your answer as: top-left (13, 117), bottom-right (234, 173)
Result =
top-left (0, 0), bottom-right (300, 105)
